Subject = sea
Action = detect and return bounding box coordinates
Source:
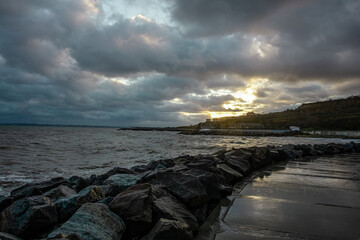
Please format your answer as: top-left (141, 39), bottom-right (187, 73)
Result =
top-left (0, 125), bottom-right (358, 195)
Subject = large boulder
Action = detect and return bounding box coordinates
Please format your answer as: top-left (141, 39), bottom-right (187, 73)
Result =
top-left (0, 195), bottom-right (13, 212)
top-left (143, 170), bottom-right (208, 209)
top-left (68, 176), bottom-right (89, 192)
top-left (146, 159), bottom-right (175, 170)
top-left (224, 150), bottom-right (252, 175)
top-left (92, 167), bottom-right (134, 185)
top-left (0, 232), bottom-right (23, 240)
top-left (109, 183), bottom-right (198, 239)
top-left (141, 218), bottom-right (192, 240)
top-left (0, 196), bottom-right (57, 238)
top-left (43, 185), bottom-right (77, 202)
top-left (103, 174), bottom-right (140, 192)
top-left (216, 164), bottom-right (243, 184)
top-left (10, 177), bottom-right (68, 200)
top-left (55, 186), bottom-right (104, 222)
top-left (48, 203), bottom-right (125, 240)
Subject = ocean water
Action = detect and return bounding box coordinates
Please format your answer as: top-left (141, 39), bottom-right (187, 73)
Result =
top-left (0, 125), bottom-right (358, 195)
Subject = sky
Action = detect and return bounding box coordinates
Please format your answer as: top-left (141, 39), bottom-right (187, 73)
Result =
top-left (0, 0), bottom-right (359, 127)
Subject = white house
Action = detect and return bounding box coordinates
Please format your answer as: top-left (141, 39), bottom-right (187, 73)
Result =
top-left (290, 126), bottom-right (300, 131)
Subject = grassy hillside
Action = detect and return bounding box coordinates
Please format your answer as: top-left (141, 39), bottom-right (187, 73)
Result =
top-left (203, 96), bottom-right (360, 131)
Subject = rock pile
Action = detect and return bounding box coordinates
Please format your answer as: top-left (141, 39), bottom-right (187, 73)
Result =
top-left (0, 142), bottom-right (359, 240)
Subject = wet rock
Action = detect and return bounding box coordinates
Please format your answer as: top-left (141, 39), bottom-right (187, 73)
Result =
top-left (46, 233), bottom-right (81, 240)
top-left (295, 144), bottom-right (312, 156)
top-left (147, 159), bottom-right (175, 170)
top-left (141, 218), bottom-right (192, 240)
top-left (216, 163), bottom-right (243, 184)
top-left (86, 174), bottom-right (97, 185)
top-left (43, 185), bottom-right (77, 202)
top-left (55, 186), bottom-right (104, 222)
top-left (48, 203), bottom-right (125, 240)
top-left (293, 150), bottom-right (303, 158)
top-left (0, 232), bottom-right (23, 240)
top-left (109, 183), bottom-right (199, 239)
top-left (10, 177), bottom-right (68, 200)
top-left (224, 150), bottom-right (252, 175)
top-left (252, 147), bottom-right (270, 167)
top-left (97, 196), bottom-right (114, 206)
top-left (68, 176), bottom-right (89, 192)
top-left (0, 196), bottom-right (57, 238)
top-left (109, 184), bottom-right (153, 237)
top-left (143, 170), bottom-right (208, 209)
top-left (354, 142), bottom-right (360, 153)
top-left (103, 174), bottom-right (140, 191)
top-left (0, 195), bottom-right (13, 213)
top-left (130, 164), bottom-right (148, 173)
top-left (152, 194), bottom-right (198, 232)
top-left (92, 167), bottom-right (134, 185)
top-left (192, 205), bottom-right (207, 225)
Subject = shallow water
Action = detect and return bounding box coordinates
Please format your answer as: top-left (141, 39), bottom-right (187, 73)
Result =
top-left (0, 125), bottom-right (358, 195)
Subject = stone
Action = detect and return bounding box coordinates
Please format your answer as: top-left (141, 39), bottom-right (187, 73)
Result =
top-left (152, 195), bottom-right (199, 232)
top-left (216, 163), bottom-right (243, 184)
top-left (0, 195), bottom-right (13, 213)
top-left (68, 176), bottom-right (89, 192)
top-left (103, 174), bottom-right (140, 192)
top-left (141, 218), bottom-right (192, 240)
top-left (0, 196), bottom-right (57, 238)
top-left (147, 159), bottom-right (175, 170)
top-left (109, 184), bottom-right (154, 238)
top-left (92, 167), bottom-right (134, 185)
top-left (0, 232), bottom-right (23, 240)
top-left (224, 151), bottom-right (252, 175)
top-left (55, 186), bottom-right (104, 222)
top-left (144, 170), bottom-right (208, 209)
top-left (97, 196), bottom-right (114, 206)
top-left (10, 177), bottom-right (68, 200)
top-left (43, 185), bottom-right (77, 201)
top-left (130, 165), bottom-right (148, 173)
top-left (46, 233), bottom-right (81, 240)
top-left (109, 183), bottom-right (199, 239)
top-left (48, 203), bottom-right (125, 240)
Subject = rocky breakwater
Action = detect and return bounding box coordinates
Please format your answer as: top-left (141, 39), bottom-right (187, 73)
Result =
top-left (0, 142), bottom-right (359, 240)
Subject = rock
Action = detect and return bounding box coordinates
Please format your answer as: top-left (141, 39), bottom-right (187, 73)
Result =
top-left (55, 186), bottom-right (104, 222)
top-left (141, 218), bottom-right (192, 240)
top-left (147, 159), bottom-right (175, 170)
top-left (92, 167), bottom-right (134, 185)
top-left (130, 165), bottom-right (148, 173)
top-left (97, 196), bottom-right (114, 206)
top-left (224, 151), bottom-right (252, 175)
top-left (68, 176), bottom-right (89, 192)
top-left (97, 184), bottom-right (122, 197)
top-left (10, 177), bottom-right (68, 200)
top-left (0, 232), bottom-right (23, 240)
top-left (293, 150), bottom-right (303, 158)
top-left (295, 144), bottom-right (312, 156)
top-left (354, 142), bottom-right (360, 153)
top-left (46, 233), bottom-right (81, 240)
top-left (109, 184), bottom-right (154, 238)
top-left (0, 196), bottom-right (57, 238)
top-left (0, 195), bottom-right (13, 213)
top-left (185, 169), bottom-right (226, 202)
top-left (109, 183), bottom-right (199, 239)
top-left (103, 174), bottom-right (140, 192)
top-left (48, 203), bottom-right (125, 240)
top-left (192, 205), bottom-right (207, 225)
top-left (216, 163), bottom-right (243, 184)
top-left (43, 185), bottom-right (77, 201)
top-left (152, 194), bottom-right (198, 232)
top-left (253, 147), bottom-right (270, 167)
top-left (86, 174), bottom-right (97, 185)
top-left (144, 170), bottom-right (208, 209)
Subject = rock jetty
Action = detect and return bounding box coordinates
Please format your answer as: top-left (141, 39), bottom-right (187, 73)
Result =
top-left (0, 142), bottom-right (359, 240)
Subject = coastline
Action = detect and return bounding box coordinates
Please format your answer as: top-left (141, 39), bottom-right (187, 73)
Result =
top-left (1, 142), bottom-right (360, 239)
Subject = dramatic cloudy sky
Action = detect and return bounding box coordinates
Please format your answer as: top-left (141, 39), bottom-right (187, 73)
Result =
top-left (0, 0), bottom-right (359, 126)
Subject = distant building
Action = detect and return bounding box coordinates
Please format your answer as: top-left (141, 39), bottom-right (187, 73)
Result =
top-left (290, 126), bottom-right (300, 131)
top-left (236, 123), bottom-right (264, 129)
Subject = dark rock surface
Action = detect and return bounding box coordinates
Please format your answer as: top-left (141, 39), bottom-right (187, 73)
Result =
top-left (141, 218), bottom-right (193, 240)
top-left (68, 176), bottom-right (89, 192)
top-left (43, 185), bottom-right (77, 202)
top-left (10, 177), bottom-right (68, 200)
top-left (0, 195), bottom-right (13, 213)
top-left (109, 183), bottom-right (199, 239)
top-left (55, 186), bottom-right (104, 222)
top-left (0, 232), bottom-right (23, 240)
top-left (0, 196), bottom-right (57, 238)
top-left (92, 167), bottom-right (134, 185)
top-left (48, 203), bottom-right (125, 240)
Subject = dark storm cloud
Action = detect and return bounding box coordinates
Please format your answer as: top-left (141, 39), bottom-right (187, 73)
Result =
top-left (0, 0), bottom-right (359, 126)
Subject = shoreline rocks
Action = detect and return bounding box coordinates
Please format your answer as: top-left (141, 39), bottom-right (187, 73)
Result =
top-left (0, 142), bottom-right (359, 239)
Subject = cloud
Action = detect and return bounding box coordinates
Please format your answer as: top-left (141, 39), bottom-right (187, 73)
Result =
top-left (0, 0), bottom-right (359, 126)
